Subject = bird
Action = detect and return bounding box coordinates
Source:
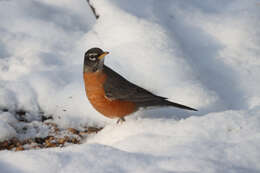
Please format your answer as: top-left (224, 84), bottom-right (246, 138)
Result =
top-left (83, 47), bottom-right (197, 123)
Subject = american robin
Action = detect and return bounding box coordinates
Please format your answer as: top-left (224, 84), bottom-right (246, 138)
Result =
top-left (83, 48), bottom-right (197, 123)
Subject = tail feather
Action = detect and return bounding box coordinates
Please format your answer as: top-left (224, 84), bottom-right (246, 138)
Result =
top-left (163, 99), bottom-right (197, 111)
top-left (136, 98), bottom-right (197, 111)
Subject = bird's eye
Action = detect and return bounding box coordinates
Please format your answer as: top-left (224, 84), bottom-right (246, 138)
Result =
top-left (89, 56), bottom-right (97, 61)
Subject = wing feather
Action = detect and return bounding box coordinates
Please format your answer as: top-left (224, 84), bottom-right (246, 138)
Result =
top-left (103, 66), bottom-right (163, 102)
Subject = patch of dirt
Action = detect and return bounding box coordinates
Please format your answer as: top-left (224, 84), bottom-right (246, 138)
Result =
top-left (0, 109), bottom-right (103, 151)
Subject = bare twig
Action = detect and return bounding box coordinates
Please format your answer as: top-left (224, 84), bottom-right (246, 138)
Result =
top-left (86, 0), bottom-right (100, 19)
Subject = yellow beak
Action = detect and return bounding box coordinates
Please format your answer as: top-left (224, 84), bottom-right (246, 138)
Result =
top-left (98, 51), bottom-right (109, 60)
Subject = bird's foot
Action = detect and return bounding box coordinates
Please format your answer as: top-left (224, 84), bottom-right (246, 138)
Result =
top-left (116, 117), bottom-right (125, 124)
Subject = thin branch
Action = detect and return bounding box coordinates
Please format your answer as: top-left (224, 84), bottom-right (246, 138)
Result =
top-left (86, 0), bottom-right (100, 19)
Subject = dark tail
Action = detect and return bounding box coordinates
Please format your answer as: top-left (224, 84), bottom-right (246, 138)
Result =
top-left (163, 99), bottom-right (197, 111)
top-left (137, 97), bottom-right (198, 111)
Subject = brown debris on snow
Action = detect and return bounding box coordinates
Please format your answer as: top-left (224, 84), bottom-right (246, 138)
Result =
top-left (0, 123), bottom-right (102, 151)
top-left (0, 109), bottom-right (103, 151)
top-left (0, 122), bottom-right (103, 151)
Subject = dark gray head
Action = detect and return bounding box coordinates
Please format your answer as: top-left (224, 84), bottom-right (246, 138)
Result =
top-left (83, 47), bottom-right (109, 73)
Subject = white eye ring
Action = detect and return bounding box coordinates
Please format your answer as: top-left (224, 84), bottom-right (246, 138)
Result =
top-left (89, 57), bottom-right (97, 61)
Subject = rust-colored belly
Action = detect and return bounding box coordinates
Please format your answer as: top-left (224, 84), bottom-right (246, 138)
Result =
top-left (84, 72), bottom-right (137, 118)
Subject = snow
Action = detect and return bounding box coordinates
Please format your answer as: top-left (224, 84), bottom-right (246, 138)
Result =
top-left (0, 0), bottom-right (260, 172)
top-left (0, 112), bottom-right (17, 141)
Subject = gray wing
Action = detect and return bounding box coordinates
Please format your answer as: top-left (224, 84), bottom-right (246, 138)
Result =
top-left (103, 65), bottom-right (165, 102)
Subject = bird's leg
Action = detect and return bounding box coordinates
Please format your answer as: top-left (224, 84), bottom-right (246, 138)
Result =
top-left (116, 117), bottom-right (125, 124)
top-left (104, 94), bottom-right (115, 101)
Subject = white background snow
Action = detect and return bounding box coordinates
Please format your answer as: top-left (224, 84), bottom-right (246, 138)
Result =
top-left (0, 0), bottom-right (260, 172)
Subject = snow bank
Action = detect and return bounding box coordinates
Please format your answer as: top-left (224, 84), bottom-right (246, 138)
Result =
top-left (0, 109), bottom-right (260, 172)
top-left (0, 112), bottom-right (17, 141)
top-left (0, 0), bottom-right (260, 172)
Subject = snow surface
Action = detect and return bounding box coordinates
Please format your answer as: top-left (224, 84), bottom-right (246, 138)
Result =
top-left (0, 0), bottom-right (260, 172)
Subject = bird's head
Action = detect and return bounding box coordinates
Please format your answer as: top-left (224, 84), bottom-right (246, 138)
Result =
top-left (83, 47), bottom-right (109, 73)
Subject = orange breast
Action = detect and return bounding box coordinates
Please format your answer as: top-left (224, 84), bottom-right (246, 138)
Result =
top-left (83, 72), bottom-right (137, 118)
